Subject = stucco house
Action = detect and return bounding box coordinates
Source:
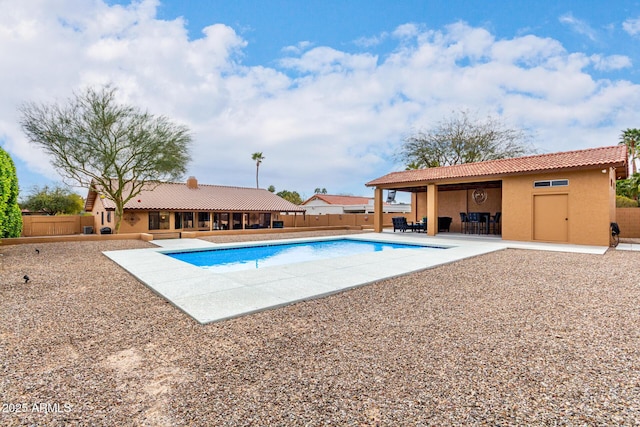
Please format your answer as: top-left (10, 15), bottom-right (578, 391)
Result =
top-left (84, 177), bottom-right (306, 234)
top-left (366, 145), bottom-right (627, 246)
top-left (301, 194), bottom-right (411, 215)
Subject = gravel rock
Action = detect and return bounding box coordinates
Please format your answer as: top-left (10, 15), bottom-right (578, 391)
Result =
top-left (1, 232), bottom-right (639, 426)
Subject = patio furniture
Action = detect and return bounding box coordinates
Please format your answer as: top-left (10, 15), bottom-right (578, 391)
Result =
top-left (392, 217), bottom-right (410, 232)
top-left (467, 212), bottom-right (490, 234)
top-left (459, 212), bottom-right (469, 233)
top-left (413, 218), bottom-right (427, 233)
top-left (466, 212), bottom-right (480, 234)
top-left (438, 216), bottom-right (452, 232)
top-left (490, 212), bottom-right (501, 234)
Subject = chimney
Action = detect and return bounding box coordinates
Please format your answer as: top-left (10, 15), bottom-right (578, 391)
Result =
top-left (186, 176), bottom-right (198, 189)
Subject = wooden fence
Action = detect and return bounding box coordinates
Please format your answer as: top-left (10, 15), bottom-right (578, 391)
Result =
top-left (21, 215), bottom-right (95, 237)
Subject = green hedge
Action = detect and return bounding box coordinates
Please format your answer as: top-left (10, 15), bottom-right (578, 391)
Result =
top-left (0, 147), bottom-right (23, 238)
top-left (616, 195), bottom-right (639, 208)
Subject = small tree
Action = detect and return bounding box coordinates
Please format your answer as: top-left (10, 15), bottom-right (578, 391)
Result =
top-left (21, 185), bottom-right (84, 215)
top-left (616, 172), bottom-right (640, 200)
top-left (19, 85), bottom-right (192, 233)
top-left (398, 110), bottom-right (532, 168)
top-left (314, 188), bottom-right (327, 194)
top-left (251, 152), bottom-right (265, 188)
top-left (276, 189), bottom-right (303, 205)
top-left (0, 147), bottom-right (22, 238)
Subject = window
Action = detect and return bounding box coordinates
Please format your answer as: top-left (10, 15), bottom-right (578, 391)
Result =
top-left (232, 212), bottom-right (243, 229)
top-left (149, 211), bottom-right (170, 230)
top-left (213, 212), bottom-right (229, 230)
top-left (197, 212), bottom-right (210, 229)
top-left (174, 212), bottom-right (194, 229)
top-left (534, 179), bottom-right (569, 188)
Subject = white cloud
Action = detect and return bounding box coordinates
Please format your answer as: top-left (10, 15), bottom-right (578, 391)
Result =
top-left (353, 33), bottom-right (388, 48)
top-left (392, 23), bottom-right (422, 39)
top-left (623, 17), bottom-right (640, 36)
top-left (1, 0), bottom-right (639, 198)
top-left (282, 40), bottom-right (313, 54)
top-left (559, 12), bottom-right (598, 41)
top-left (590, 54), bottom-right (632, 71)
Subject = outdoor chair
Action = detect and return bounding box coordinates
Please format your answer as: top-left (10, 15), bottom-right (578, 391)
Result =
top-left (467, 212), bottom-right (482, 234)
top-left (413, 218), bottom-right (427, 233)
top-left (392, 217), bottom-right (410, 232)
top-left (490, 212), bottom-right (501, 234)
top-left (459, 212), bottom-right (469, 233)
top-left (460, 212), bottom-right (469, 233)
top-left (438, 216), bottom-right (452, 232)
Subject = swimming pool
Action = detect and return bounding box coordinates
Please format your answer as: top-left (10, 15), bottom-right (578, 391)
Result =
top-left (166, 238), bottom-right (443, 273)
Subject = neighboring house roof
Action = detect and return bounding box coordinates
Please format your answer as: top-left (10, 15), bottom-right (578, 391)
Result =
top-left (366, 145), bottom-right (628, 188)
top-left (302, 194), bottom-right (374, 205)
top-left (85, 179), bottom-right (306, 213)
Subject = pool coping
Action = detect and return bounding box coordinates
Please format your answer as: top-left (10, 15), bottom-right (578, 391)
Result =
top-left (103, 233), bottom-right (607, 324)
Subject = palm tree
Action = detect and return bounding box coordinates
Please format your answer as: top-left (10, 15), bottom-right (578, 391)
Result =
top-left (619, 128), bottom-right (640, 175)
top-left (405, 161), bottom-right (422, 170)
top-left (251, 152), bottom-right (265, 188)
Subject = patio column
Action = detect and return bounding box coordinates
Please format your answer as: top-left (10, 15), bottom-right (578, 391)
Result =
top-left (373, 187), bottom-right (383, 232)
top-left (427, 183), bottom-right (437, 236)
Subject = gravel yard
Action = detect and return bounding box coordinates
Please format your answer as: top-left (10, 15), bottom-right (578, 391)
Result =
top-left (1, 231), bottom-right (639, 426)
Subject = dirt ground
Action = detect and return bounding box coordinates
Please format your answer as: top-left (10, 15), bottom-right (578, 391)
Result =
top-left (1, 231), bottom-right (639, 426)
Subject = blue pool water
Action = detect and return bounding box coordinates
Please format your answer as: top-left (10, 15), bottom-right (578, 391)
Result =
top-left (167, 238), bottom-right (442, 273)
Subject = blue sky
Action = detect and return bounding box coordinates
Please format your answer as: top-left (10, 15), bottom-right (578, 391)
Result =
top-left (1, 0), bottom-right (640, 202)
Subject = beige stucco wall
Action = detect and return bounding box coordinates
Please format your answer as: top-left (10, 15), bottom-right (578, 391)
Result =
top-left (119, 211), bottom-right (153, 233)
top-left (502, 169), bottom-right (613, 245)
top-left (90, 197), bottom-right (117, 233)
top-left (406, 168), bottom-right (615, 245)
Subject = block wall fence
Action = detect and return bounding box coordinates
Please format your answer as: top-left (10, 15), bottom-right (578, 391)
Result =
top-left (615, 208), bottom-right (640, 238)
top-left (14, 209), bottom-right (640, 239)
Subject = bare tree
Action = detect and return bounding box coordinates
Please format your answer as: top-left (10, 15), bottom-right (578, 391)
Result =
top-left (398, 110), bottom-right (533, 168)
top-left (19, 85), bottom-right (192, 233)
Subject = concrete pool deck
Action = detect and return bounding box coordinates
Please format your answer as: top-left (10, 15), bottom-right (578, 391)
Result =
top-left (103, 232), bottom-right (610, 324)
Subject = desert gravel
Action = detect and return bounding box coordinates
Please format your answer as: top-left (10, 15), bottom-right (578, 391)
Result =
top-left (1, 231), bottom-right (640, 426)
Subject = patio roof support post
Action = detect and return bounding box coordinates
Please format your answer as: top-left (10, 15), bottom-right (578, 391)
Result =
top-left (373, 187), bottom-right (383, 232)
top-left (427, 183), bottom-right (437, 236)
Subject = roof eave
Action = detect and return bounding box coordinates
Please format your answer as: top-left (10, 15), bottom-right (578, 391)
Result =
top-left (366, 163), bottom-right (628, 189)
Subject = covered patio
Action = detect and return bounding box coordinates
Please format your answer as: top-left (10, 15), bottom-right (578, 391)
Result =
top-left (389, 180), bottom-right (503, 236)
top-left (366, 146), bottom-right (627, 246)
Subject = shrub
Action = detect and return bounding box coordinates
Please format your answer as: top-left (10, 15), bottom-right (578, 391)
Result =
top-left (616, 195), bottom-right (638, 207)
top-left (0, 147), bottom-right (23, 238)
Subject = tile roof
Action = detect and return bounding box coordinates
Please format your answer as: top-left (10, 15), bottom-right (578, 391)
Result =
top-left (302, 194), bottom-right (373, 205)
top-left (366, 145), bottom-right (628, 187)
top-left (87, 180), bottom-right (306, 212)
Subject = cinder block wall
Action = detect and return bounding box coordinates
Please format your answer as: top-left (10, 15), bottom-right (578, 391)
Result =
top-left (616, 208), bottom-right (640, 237)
